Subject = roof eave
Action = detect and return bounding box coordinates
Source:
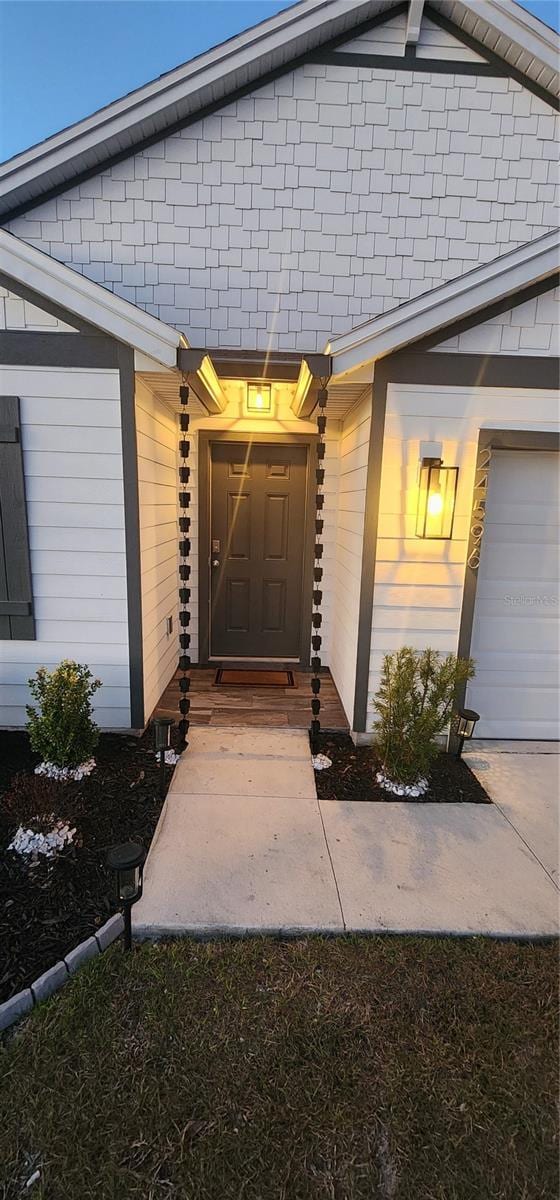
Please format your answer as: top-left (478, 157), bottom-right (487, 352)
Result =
top-left (328, 231), bottom-right (560, 376)
top-left (0, 230), bottom-right (182, 367)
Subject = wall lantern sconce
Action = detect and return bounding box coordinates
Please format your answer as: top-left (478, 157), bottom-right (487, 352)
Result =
top-left (246, 382), bottom-right (272, 414)
top-left (416, 457), bottom-right (458, 539)
top-left (106, 841), bottom-right (146, 950)
top-left (455, 707), bottom-right (480, 759)
top-left (152, 716), bottom-right (174, 797)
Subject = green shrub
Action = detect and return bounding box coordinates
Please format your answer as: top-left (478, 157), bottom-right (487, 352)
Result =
top-left (372, 647), bottom-right (475, 785)
top-left (26, 661), bottom-right (102, 768)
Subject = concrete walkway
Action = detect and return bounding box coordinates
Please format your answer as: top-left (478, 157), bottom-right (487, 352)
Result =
top-left (133, 730), bottom-right (559, 939)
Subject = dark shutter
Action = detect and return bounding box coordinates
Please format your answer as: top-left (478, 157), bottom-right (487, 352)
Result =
top-left (0, 396), bottom-right (35, 639)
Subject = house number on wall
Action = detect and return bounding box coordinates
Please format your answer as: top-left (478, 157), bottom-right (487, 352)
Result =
top-left (467, 445), bottom-right (491, 571)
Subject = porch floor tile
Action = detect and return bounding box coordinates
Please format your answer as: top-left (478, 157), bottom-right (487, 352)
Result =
top-left (154, 666), bottom-right (349, 731)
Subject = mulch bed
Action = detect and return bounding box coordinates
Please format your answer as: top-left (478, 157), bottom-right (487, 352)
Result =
top-left (0, 730), bottom-right (171, 1004)
top-left (314, 732), bottom-right (491, 804)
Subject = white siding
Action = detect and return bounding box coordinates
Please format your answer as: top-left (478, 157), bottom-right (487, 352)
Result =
top-left (330, 390), bottom-right (371, 723)
top-left (135, 379), bottom-right (178, 722)
top-left (367, 382), bottom-right (560, 732)
top-left (339, 12), bottom-right (408, 56)
top-left (416, 16), bottom-right (485, 62)
top-left (0, 364), bottom-right (130, 728)
top-left (339, 13), bottom-right (485, 62)
top-left (0, 285), bottom-right (76, 331)
top-left (432, 287), bottom-right (560, 355)
top-left (8, 59), bottom-right (558, 353)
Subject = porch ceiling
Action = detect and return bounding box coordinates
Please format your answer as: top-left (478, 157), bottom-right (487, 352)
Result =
top-left (138, 367), bottom-right (371, 422)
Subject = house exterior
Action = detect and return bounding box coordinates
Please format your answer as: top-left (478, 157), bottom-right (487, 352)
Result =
top-left (0, 0), bottom-right (558, 742)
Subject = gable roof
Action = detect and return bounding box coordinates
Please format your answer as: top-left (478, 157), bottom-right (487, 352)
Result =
top-left (0, 229), bottom-right (183, 367)
top-left (0, 0), bottom-right (558, 222)
top-left (327, 229), bottom-right (560, 376)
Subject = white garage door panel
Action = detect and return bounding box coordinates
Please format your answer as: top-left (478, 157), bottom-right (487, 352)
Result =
top-left (467, 450), bottom-right (559, 740)
top-left (477, 542), bottom-right (559, 581)
top-left (472, 613), bottom-right (558, 653)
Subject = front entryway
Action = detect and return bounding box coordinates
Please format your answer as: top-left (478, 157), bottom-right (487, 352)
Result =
top-left (209, 441), bottom-right (308, 659)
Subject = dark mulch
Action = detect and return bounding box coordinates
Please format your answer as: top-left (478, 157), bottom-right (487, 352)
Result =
top-left (0, 730), bottom-right (171, 1004)
top-left (314, 731), bottom-right (491, 803)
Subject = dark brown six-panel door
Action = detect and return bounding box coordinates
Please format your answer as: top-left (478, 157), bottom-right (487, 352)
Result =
top-left (210, 442), bottom-right (308, 658)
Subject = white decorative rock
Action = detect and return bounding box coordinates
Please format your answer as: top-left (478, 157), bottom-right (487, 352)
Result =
top-left (31, 960), bottom-right (69, 1003)
top-left (312, 753), bottom-right (332, 771)
top-left (95, 913), bottom-right (124, 952)
top-left (375, 769), bottom-right (429, 797)
top-left (8, 821), bottom-right (77, 859)
top-left (35, 758), bottom-right (96, 781)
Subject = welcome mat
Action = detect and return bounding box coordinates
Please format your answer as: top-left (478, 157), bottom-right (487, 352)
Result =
top-left (214, 668), bottom-right (295, 688)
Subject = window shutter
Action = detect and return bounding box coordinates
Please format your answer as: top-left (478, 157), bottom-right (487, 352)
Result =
top-left (0, 396), bottom-right (35, 640)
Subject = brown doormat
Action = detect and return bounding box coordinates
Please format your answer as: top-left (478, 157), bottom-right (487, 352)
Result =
top-left (214, 668), bottom-right (295, 688)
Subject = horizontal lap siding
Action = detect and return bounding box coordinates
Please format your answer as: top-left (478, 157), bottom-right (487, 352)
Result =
top-left (136, 379), bottom-right (178, 722)
top-left (0, 364), bottom-right (130, 728)
top-left (330, 391), bottom-right (371, 724)
top-left (367, 382), bottom-right (560, 731)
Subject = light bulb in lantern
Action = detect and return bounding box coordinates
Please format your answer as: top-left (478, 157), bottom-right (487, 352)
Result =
top-left (427, 489), bottom-right (443, 517)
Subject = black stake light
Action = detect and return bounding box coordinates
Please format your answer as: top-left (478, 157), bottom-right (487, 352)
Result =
top-left (178, 380), bottom-right (192, 753)
top-left (106, 841), bottom-right (146, 950)
top-left (153, 715), bottom-right (173, 797)
top-left (455, 707), bottom-right (480, 759)
top-left (310, 386), bottom-right (328, 756)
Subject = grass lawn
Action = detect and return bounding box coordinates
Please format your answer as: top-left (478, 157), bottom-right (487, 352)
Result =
top-left (1, 936), bottom-right (557, 1199)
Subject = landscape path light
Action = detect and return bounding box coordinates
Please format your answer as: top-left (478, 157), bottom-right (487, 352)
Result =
top-left (153, 715), bottom-right (173, 797)
top-left (455, 707), bottom-right (480, 759)
top-left (106, 841), bottom-right (146, 951)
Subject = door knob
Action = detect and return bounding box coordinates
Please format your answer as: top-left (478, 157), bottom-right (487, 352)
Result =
top-left (212, 558), bottom-right (220, 568)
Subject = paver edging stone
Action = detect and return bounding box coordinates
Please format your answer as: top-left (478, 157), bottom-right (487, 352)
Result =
top-left (0, 912), bottom-right (125, 1034)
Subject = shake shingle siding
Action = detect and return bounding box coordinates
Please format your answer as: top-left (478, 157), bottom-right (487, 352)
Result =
top-left (7, 61), bottom-right (558, 352)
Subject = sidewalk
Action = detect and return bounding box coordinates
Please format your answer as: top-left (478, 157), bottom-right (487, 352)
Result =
top-left (133, 730), bottom-right (559, 939)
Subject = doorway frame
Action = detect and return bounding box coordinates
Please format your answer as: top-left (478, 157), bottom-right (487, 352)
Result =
top-left (197, 429), bottom-right (318, 666)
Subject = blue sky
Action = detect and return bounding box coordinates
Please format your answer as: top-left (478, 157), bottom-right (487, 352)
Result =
top-left (0, 0), bottom-right (558, 162)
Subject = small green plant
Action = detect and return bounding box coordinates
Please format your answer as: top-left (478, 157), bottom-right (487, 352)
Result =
top-left (373, 647), bottom-right (475, 786)
top-left (26, 661), bottom-right (102, 768)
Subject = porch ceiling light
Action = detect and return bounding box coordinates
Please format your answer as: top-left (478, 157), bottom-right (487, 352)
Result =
top-left (106, 841), bottom-right (146, 950)
top-left (246, 382), bottom-right (272, 414)
top-left (416, 457), bottom-right (458, 539)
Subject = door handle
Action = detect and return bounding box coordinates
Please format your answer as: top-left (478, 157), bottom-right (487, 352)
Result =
top-left (212, 558), bottom-right (220, 568)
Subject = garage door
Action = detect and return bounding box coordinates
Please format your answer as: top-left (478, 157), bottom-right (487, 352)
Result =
top-left (467, 449), bottom-right (559, 740)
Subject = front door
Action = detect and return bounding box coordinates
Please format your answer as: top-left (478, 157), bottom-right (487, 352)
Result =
top-left (210, 441), bottom-right (308, 659)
